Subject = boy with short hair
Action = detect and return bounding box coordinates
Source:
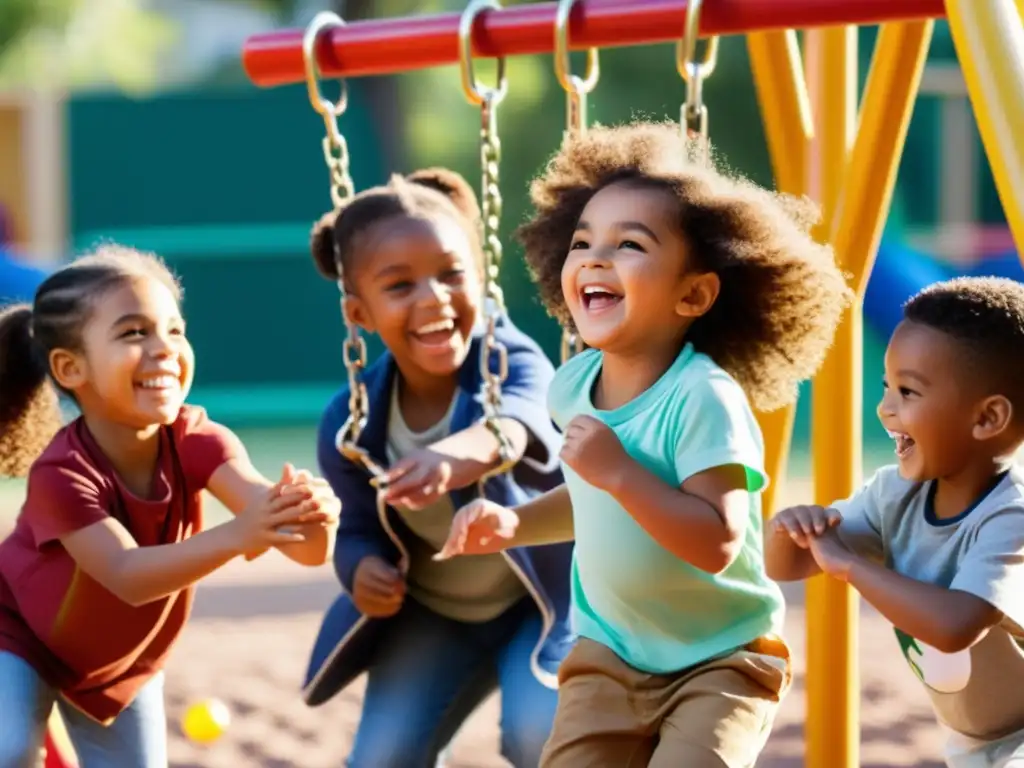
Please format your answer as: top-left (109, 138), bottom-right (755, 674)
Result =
top-left (766, 276), bottom-right (1024, 768)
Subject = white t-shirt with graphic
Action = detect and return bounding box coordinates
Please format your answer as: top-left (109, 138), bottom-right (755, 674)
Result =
top-left (832, 465), bottom-right (1024, 767)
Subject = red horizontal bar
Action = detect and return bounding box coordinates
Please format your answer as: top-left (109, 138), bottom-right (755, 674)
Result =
top-left (243, 0), bottom-right (946, 88)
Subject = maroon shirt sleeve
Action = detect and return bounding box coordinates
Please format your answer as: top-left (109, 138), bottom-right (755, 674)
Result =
top-left (23, 462), bottom-right (111, 547)
top-left (174, 405), bottom-right (245, 490)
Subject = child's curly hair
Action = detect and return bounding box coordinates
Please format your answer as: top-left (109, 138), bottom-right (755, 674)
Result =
top-left (516, 121), bottom-right (852, 412)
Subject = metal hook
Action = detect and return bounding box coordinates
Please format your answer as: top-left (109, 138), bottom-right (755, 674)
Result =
top-left (676, 0), bottom-right (719, 86)
top-left (554, 0), bottom-right (599, 97)
top-left (458, 0), bottom-right (509, 107)
top-left (676, 0), bottom-right (720, 156)
top-left (301, 12), bottom-right (349, 122)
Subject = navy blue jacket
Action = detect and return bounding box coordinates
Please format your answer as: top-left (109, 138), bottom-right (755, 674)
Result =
top-left (302, 316), bottom-right (575, 706)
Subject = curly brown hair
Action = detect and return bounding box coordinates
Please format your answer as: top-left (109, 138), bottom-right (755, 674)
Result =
top-left (0, 245), bottom-right (181, 477)
top-left (310, 167), bottom-right (482, 286)
top-left (516, 121), bottom-right (852, 412)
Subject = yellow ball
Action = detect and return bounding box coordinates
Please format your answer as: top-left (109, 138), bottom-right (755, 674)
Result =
top-left (181, 698), bottom-right (230, 744)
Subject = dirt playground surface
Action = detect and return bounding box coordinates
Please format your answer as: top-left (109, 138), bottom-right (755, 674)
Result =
top-left (0, 481), bottom-right (947, 768)
top-left (157, 551), bottom-right (946, 768)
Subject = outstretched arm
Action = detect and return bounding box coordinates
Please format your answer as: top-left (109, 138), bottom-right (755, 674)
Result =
top-left (435, 484), bottom-right (573, 560)
top-left (811, 533), bottom-right (1002, 653)
top-left (433, 418), bottom-right (530, 489)
top-left (206, 459), bottom-right (337, 567)
top-left (513, 484), bottom-right (574, 546)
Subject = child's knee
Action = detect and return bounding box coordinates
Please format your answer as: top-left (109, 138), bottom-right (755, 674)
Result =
top-left (500, 697), bottom-right (558, 768)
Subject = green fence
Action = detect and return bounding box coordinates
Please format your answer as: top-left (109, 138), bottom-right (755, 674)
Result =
top-left (68, 84), bottom-right (388, 423)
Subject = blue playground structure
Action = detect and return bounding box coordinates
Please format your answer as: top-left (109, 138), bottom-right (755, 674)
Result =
top-left (0, 250), bottom-right (48, 306)
top-left (865, 240), bottom-right (1023, 340)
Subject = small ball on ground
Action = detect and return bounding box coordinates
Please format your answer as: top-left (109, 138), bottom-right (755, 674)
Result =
top-left (181, 698), bottom-right (231, 744)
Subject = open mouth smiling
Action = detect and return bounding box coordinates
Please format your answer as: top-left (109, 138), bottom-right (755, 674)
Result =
top-left (412, 317), bottom-right (458, 348)
top-left (886, 429), bottom-right (916, 459)
top-left (580, 284), bottom-right (623, 312)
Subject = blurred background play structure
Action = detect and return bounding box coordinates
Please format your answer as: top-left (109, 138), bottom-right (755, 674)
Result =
top-left (0, 2), bottom-right (1018, 454)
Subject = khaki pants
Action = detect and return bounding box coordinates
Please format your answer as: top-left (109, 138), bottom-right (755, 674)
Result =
top-left (540, 635), bottom-right (792, 768)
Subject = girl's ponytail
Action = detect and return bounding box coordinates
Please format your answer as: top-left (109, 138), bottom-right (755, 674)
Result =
top-left (0, 303), bottom-right (61, 477)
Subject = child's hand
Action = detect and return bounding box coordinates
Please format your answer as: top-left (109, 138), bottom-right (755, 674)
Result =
top-left (559, 416), bottom-right (628, 492)
top-left (808, 531), bottom-right (856, 581)
top-left (352, 555), bottom-right (406, 618)
top-left (380, 449), bottom-right (453, 511)
top-left (771, 505), bottom-right (842, 548)
top-left (280, 464), bottom-right (341, 528)
top-left (228, 483), bottom-right (324, 556)
top-left (434, 499), bottom-right (519, 561)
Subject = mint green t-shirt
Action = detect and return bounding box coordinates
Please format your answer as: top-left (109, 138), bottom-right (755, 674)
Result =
top-left (549, 343), bottom-right (785, 674)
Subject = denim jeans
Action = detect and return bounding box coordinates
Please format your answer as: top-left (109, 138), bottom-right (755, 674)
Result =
top-left (348, 597), bottom-right (559, 768)
top-left (0, 651), bottom-right (166, 768)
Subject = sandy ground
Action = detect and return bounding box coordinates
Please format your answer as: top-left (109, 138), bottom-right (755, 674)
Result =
top-left (0, 475), bottom-right (948, 767)
top-left (156, 551), bottom-right (946, 768)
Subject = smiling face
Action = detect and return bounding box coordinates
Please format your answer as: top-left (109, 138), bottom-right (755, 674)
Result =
top-left (560, 180), bottom-right (719, 356)
top-left (52, 275), bottom-right (194, 429)
top-left (877, 320), bottom-right (1012, 482)
top-left (345, 213), bottom-right (481, 383)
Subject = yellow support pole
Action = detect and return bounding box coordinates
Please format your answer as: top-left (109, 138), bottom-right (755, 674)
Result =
top-left (944, 0), bottom-right (1024, 250)
top-left (804, 26), bottom-right (858, 768)
top-left (805, 21), bottom-right (934, 768)
top-left (747, 30), bottom-right (813, 516)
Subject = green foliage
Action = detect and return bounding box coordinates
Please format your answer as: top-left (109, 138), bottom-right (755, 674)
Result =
top-left (0, 0), bottom-right (177, 92)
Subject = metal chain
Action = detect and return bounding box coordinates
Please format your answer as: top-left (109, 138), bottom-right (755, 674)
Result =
top-left (477, 91), bottom-right (514, 474)
top-left (302, 12), bottom-right (375, 468)
top-left (323, 119), bottom-right (355, 210)
top-left (459, 0), bottom-right (514, 487)
top-left (676, 0), bottom-right (720, 165)
top-left (554, 0), bottom-right (598, 364)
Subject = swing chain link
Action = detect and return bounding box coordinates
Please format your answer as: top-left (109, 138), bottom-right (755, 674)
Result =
top-left (554, 0), bottom-right (599, 364)
top-left (477, 92), bottom-right (513, 469)
top-left (302, 12), bottom-right (374, 460)
top-left (676, 0), bottom-right (720, 164)
top-left (460, 0), bottom-right (515, 481)
top-left (323, 123), bottom-right (355, 210)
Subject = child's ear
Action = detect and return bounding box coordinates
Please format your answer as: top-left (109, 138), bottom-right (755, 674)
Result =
top-left (973, 394), bottom-right (1013, 441)
top-left (343, 295), bottom-right (374, 333)
top-left (675, 272), bottom-right (721, 319)
top-left (49, 348), bottom-right (86, 391)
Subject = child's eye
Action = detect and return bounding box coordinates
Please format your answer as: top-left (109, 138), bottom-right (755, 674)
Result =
top-left (441, 269), bottom-right (465, 283)
top-left (569, 240), bottom-right (588, 250)
top-left (619, 240), bottom-right (645, 252)
top-left (386, 281), bottom-right (413, 292)
top-left (899, 387), bottom-right (917, 398)
top-left (881, 379), bottom-right (889, 390)
top-left (120, 327), bottom-right (145, 339)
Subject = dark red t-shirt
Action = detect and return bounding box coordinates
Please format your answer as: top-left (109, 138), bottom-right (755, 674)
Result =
top-left (0, 405), bottom-right (241, 724)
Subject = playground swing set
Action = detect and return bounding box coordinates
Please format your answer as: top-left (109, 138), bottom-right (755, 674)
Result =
top-left (42, 1), bottom-right (1024, 766)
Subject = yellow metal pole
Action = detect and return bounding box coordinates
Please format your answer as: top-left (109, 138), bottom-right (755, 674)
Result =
top-left (805, 21), bottom-right (934, 768)
top-left (747, 30), bottom-right (813, 516)
top-left (803, 26), bottom-right (858, 768)
top-left (944, 0), bottom-right (1024, 250)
